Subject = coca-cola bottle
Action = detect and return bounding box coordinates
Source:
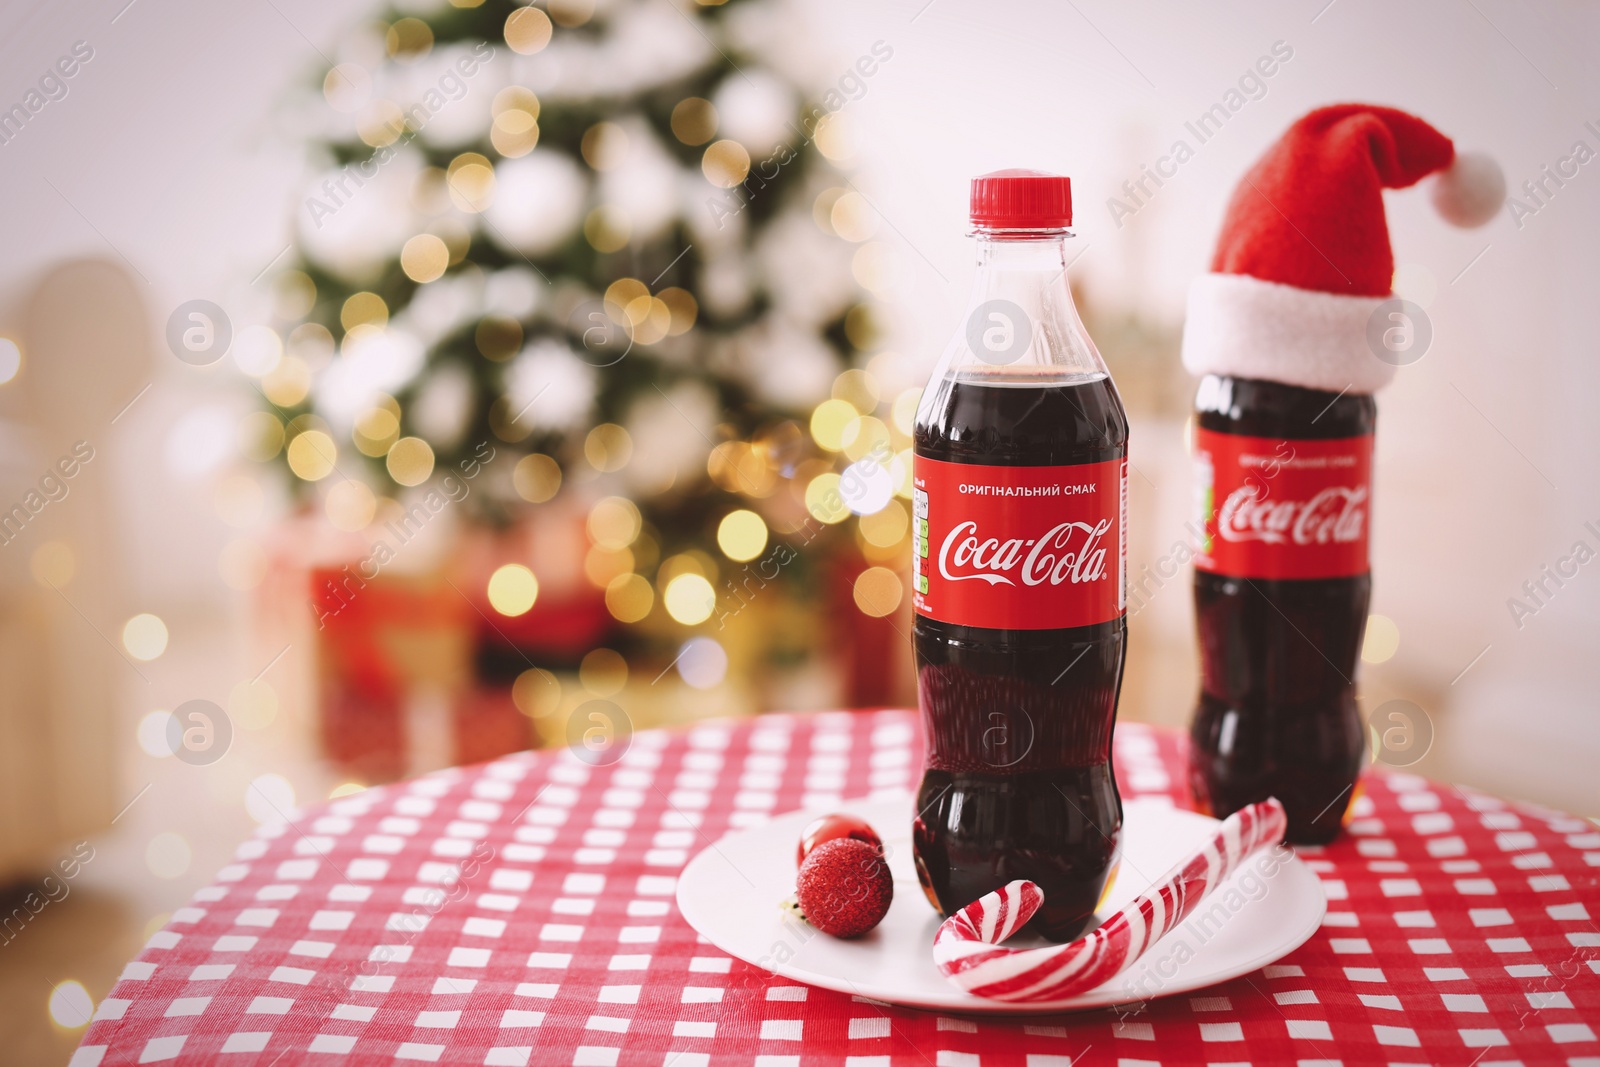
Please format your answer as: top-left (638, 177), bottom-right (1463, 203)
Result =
top-left (911, 170), bottom-right (1128, 942)
top-left (1180, 104), bottom-right (1502, 842)
top-left (1188, 374), bottom-right (1373, 844)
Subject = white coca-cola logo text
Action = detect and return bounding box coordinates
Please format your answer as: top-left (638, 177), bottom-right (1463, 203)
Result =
top-left (1216, 485), bottom-right (1367, 546)
top-left (937, 519), bottom-right (1111, 587)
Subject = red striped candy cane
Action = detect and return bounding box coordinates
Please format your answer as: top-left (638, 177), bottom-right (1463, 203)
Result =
top-left (932, 798), bottom-right (1287, 1002)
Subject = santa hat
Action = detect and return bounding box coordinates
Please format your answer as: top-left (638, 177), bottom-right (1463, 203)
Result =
top-left (1181, 104), bottom-right (1505, 394)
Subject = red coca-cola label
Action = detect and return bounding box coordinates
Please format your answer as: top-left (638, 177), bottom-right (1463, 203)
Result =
top-left (912, 455), bottom-right (1126, 629)
top-left (1192, 429), bottom-right (1372, 579)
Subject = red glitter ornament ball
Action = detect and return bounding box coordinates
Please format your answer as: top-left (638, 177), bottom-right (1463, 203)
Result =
top-left (795, 838), bottom-right (894, 938)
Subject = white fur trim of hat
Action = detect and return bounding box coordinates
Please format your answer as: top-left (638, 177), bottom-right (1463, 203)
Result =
top-left (1180, 273), bottom-right (1394, 395)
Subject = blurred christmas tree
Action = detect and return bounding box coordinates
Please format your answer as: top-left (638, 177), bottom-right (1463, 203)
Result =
top-left (254, 0), bottom-right (918, 694)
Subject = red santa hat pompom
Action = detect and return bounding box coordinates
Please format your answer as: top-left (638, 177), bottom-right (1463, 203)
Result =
top-left (1181, 104), bottom-right (1505, 394)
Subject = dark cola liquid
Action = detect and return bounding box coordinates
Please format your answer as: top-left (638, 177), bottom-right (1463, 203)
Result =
top-left (1190, 375), bottom-right (1374, 844)
top-left (912, 373), bottom-right (1127, 941)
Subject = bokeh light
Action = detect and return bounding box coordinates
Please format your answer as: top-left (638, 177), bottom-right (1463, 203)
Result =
top-left (676, 636), bottom-right (727, 689)
top-left (604, 573), bottom-right (653, 623)
top-left (286, 430), bottom-right (337, 481)
top-left (701, 139), bottom-right (750, 187)
top-left (853, 567), bottom-right (903, 617)
top-left (842, 415), bottom-right (891, 462)
top-left (447, 153), bottom-right (496, 213)
top-left (580, 648), bottom-right (628, 695)
top-left (581, 122), bottom-right (629, 170)
top-left (663, 573), bottom-right (715, 625)
top-left (261, 356), bottom-right (311, 407)
top-left (809, 398), bottom-right (857, 452)
top-left (623, 295), bottom-right (671, 345)
top-left (832, 368), bottom-right (880, 412)
top-left (490, 88), bottom-right (541, 157)
top-left (804, 472), bottom-right (848, 524)
top-left (325, 480), bottom-right (377, 531)
top-left (840, 456), bottom-right (894, 515)
top-left (670, 97), bottom-right (717, 145)
top-left (504, 5), bottom-right (553, 53)
top-left (322, 63), bottom-right (371, 113)
top-left (0, 338), bottom-right (21, 384)
top-left (401, 234), bottom-right (450, 283)
top-left (717, 510), bottom-right (768, 562)
top-left (137, 710), bottom-right (175, 758)
top-left (356, 103), bottom-right (406, 149)
top-left (890, 448), bottom-right (914, 498)
top-left (122, 614), bottom-right (169, 661)
top-left (585, 423), bottom-right (632, 472)
top-left (813, 112), bottom-right (855, 161)
top-left (354, 404), bottom-right (400, 457)
top-left (584, 205), bottom-right (631, 252)
top-left (708, 441), bottom-right (776, 497)
top-left (232, 325), bottom-right (283, 377)
top-left (549, 0), bottom-right (595, 27)
top-left (289, 321), bottom-right (335, 363)
top-left (487, 564), bottom-right (539, 616)
top-left (512, 667), bottom-right (561, 718)
top-left (490, 87), bottom-right (540, 122)
top-left (859, 499), bottom-right (909, 548)
top-left (1362, 614), bottom-right (1400, 663)
top-left (476, 316), bottom-right (524, 361)
top-left (813, 187), bottom-right (845, 234)
top-left (239, 411), bottom-right (286, 462)
top-left (386, 436), bottom-right (435, 486)
top-left (146, 832), bottom-right (191, 880)
top-left (658, 288), bottom-right (698, 335)
top-left (660, 551), bottom-right (716, 586)
top-left (513, 453), bottom-right (561, 503)
top-left (588, 497), bottom-right (641, 550)
top-left (604, 277), bottom-right (647, 320)
top-left (830, 191), bottom-right (877, 241)
top-left (341, 292), bottom-right (389, 330)
top-left (386, 16), bottom-right (434, 58)
top-left (246, 774), bottom-right (296, 825)
top-left (48, 981), bottom-right (93, 1030)
top-left (30, 540), bottom-right (75, 588)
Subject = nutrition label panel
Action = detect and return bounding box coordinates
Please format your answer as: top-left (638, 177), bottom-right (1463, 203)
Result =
top-left (912, 487), bottom-right (930, 595)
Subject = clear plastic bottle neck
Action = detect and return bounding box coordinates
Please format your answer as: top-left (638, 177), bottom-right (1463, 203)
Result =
top-left (973, 230), bottom-right (1072, 267)
top-left (934, 229), bottom-right (1108, 387)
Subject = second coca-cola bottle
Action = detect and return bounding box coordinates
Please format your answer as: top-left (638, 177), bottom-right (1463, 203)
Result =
top-left (1180, 105), bottom-right (1503, 842)
top-left (911, 170), bottom-right (1128, 941)
top-left (1188, 374), bottom-right (1373, 844)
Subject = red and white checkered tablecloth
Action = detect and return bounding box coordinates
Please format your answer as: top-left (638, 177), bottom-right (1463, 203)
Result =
top-left (74, 710), bottom-right (1599, 1067)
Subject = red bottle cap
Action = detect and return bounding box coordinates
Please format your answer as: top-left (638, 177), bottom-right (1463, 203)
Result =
top-left (969, 169), bottom-right (1073, 230)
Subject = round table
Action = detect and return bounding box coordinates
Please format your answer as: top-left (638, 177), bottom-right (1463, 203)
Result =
top-left (75, 710), bottom-right (1598, 1066)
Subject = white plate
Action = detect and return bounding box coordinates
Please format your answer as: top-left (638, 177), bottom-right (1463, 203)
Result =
top-left (677, 796), bottom-right (1325, 1014)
